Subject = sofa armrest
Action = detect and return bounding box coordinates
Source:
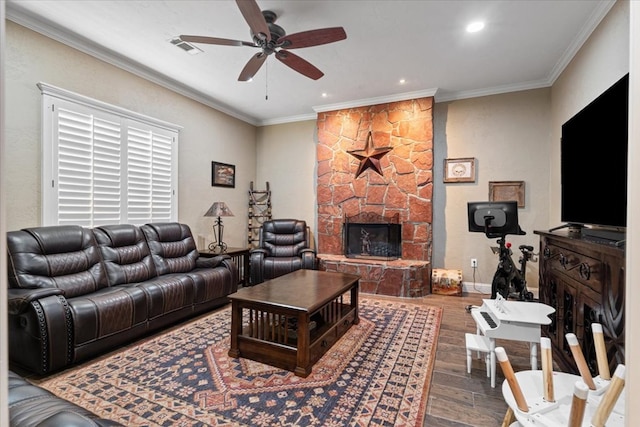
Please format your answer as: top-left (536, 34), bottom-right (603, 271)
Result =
top-left (249, 249), bottom-right (268, 285)
top-left (8, 293), bottom-right (73, 375)
top-left (195, 254), bottom-right (230, 269)
top-left (8, 287), bottom-right (65, 315)
top-left (300, 249), bottom-right (317, 270)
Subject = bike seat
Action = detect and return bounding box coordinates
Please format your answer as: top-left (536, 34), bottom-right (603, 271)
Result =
top-left (519, 245), bottom-right (534, 251)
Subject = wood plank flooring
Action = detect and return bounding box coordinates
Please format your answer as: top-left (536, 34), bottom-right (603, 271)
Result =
top-left (418, 292), bottom-right (536, 426)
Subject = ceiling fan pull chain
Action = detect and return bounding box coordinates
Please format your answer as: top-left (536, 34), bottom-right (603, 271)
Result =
top-left (265, 60), bottom-right (269, 100)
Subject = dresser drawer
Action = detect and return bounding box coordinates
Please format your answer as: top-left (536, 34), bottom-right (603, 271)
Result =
top-left (544, 244), bottom-right (602, 293)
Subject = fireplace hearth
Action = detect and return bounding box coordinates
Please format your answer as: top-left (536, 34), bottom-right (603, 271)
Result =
top-left (343, 212), bottom-right (401, 260)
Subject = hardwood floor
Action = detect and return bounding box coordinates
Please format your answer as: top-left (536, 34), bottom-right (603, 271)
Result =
top-left (418, 292), bottom-right (536, 426)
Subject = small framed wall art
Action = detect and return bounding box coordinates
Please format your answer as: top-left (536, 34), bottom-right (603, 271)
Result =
top-left (211, 161), bottom-right (235, 188)
top-left (489, 180), bottom-right (525, 207)
top-left (443, 157), bottom-right (476, 183)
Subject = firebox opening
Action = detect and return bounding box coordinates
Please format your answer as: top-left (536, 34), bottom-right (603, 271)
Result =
top-left (343, 213), bottom-right (401, 260)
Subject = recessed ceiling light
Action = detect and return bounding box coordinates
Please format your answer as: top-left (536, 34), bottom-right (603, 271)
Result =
top-left (466, 21), bottom-right (485, 33)
top-left (399, 79), bottom-right (406, 84)
top-left (321, 92), bottom-right (328, 97)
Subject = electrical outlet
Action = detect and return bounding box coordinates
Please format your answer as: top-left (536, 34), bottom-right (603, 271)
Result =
top-left (471, 258), bottom-right (478, 268)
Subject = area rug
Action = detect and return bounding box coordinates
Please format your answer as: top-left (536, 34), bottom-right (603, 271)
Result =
top-left (35, 296), bottom-right (442, 427)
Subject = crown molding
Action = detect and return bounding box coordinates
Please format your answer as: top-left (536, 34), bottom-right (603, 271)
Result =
top-left (7, 0), bottom-right (617, 125)
top-left (6, 4), bottom-right (260, 126)
top-left (313, 88), bottom-right (439, 114)
top-left (546, 0), bottom-right (617, 85)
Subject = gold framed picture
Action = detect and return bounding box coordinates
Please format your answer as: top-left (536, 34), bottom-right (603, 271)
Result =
top-left (489, 181), bottom-right (525, 207)
top-left (443, 157), bottom-right (476, 183)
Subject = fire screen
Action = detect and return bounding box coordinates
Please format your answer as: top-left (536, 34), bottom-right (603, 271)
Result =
top-left (343, 212), bottom-right (401, 260)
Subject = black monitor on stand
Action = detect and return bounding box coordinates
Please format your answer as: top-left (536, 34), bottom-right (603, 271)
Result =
top-left (467, 201), bottom-right (524, 238)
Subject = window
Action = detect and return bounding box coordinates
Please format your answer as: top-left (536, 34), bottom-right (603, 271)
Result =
top-left (40, 83), bottom-right (180, 226)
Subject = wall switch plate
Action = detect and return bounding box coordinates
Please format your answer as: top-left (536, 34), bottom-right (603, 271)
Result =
top-left (471, 258), bottom-right (478, 268)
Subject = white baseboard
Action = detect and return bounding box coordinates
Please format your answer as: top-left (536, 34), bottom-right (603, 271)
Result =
top-left (461, 281), bottom-right (540, 298)
top-left (462, 281), bottom-right (492, 296)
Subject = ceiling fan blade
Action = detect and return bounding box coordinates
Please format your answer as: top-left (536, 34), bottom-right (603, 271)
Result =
top-left (235, 0), bottom-right (271, 42)
top-left (180, 35), bottom-right (255, 47)
top-left (238, 52), bottom-right (267, 81)
top-left (279, 27), bottom-right (347, 49)
top-left (275, 50), bottom-right (324, 80)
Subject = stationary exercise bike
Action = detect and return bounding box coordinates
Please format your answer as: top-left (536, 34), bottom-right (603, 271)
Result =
top-left (467, 201), bottom-right (536, 301)
top-left (489, 235), bottom-right (536, 301)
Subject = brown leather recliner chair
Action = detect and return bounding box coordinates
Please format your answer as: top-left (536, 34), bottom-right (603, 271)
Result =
top-left (249, 219), bottom-right (316, 285)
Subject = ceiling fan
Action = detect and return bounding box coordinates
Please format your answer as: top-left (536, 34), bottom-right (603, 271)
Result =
top-left (180, 0), bottom-right (347, 81)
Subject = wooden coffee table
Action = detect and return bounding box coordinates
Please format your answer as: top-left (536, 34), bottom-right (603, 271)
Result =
top-left (228, 269), bottom-right (360, 377)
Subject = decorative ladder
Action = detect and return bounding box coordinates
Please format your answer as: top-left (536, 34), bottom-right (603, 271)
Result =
top-left (248, 181), bottom-right (272, 247)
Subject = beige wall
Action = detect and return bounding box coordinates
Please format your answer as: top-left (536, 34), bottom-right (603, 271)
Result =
top-left (432, 89), bottom-right (551, 289)
top-left (4, 21), bottom-right (256, 248)
top-left (627, 1), bottom-right (639, 418)
top-left (255, 120), bottom-right (317, 231)
top-left (550, 0), bottom-right (630, 226)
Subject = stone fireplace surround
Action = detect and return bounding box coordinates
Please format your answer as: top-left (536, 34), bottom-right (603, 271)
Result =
top-left (316, 97), bottom-right (434, 297)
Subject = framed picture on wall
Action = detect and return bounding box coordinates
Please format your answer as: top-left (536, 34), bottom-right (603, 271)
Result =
top-left (489, 181), bottom-right (525, 207)
top-left (211, 162), bottom-right (235, 188)
top-left (443, 157), bottom-right (476, 183)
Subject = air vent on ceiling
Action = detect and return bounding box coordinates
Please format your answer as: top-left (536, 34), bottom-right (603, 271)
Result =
top-left (169, 37), bottom-right (203, 55)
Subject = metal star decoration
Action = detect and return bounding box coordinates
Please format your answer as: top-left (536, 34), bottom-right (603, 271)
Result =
top-left (347, 131), bottom-right (393, 178)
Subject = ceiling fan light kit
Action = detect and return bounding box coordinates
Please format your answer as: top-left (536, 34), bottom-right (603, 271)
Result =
top-left (180, 0), bottom-right (346, 81)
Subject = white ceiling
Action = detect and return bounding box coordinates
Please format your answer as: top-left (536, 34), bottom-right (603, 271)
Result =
top-left (7, 0), bottom-right (614, 126)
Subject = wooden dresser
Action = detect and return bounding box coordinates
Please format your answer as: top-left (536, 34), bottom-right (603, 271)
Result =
top-left (534, 230), bottom-right (625, 375)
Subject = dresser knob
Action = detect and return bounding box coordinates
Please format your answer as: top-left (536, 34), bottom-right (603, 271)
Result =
top-left (579, 263), bottom-right (591, 280)
top-left (559, 253), bottom-right (568, 269)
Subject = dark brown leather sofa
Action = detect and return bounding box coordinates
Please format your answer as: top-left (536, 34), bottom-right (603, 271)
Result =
top-left (7, 222), bottom-right (237, 376)
top-left (8, 370), bottom-right (123, 426)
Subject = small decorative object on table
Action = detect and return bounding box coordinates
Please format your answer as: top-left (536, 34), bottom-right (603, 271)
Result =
top-left (204, 201), bottom-right (234, 253)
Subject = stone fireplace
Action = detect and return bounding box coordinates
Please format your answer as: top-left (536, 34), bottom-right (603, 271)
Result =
top-left (316, 97), bottom-right (433, 297)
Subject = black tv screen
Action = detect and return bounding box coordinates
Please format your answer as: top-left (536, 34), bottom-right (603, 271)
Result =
top-left (561, 73), bottom-right (628, 230)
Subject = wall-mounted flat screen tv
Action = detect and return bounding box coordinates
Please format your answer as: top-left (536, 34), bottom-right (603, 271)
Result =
top-left (560, 73), bottom-right (628, 231)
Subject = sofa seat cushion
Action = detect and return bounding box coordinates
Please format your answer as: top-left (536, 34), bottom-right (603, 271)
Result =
top-left (263, 257), bottom-right (304, 280)
top-left (129, 274), bottom-right (195, 320)
top-left (188, 267), bottom-right (234, 304)
top-left (67, 286), bottom-right (148, 345)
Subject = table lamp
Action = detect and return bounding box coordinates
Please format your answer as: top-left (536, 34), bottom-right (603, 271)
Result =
top-left (204, 201), bottom-right (234, 253)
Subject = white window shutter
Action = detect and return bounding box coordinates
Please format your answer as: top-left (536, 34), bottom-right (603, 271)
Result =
top-left (40, 83), bottom-right (180, 227)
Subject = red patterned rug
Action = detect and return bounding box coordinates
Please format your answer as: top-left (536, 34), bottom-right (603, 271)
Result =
top-left (35, 296), bottom-right (442, 426)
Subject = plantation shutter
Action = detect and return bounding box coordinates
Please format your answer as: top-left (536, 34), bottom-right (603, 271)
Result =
top-left (40, 83), bottom-right (180, 226)
top-left (126, 123), bottom-right (175, 223)
top-left (55, 106), bottom-right (122, 226)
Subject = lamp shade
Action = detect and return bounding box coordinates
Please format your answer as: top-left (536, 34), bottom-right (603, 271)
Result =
top-left (204, 202), bottom-right (234, 217)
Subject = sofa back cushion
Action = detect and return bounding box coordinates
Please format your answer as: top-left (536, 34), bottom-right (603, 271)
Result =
top-left (7, 225), bottom-right (109, 297)
top-left (93, 224), bottom-right (157, 286)
top-left (140, 223), bottom-right (198, 275)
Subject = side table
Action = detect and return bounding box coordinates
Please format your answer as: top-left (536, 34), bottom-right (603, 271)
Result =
top-left (199, 247), bottom-right (250, 287)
